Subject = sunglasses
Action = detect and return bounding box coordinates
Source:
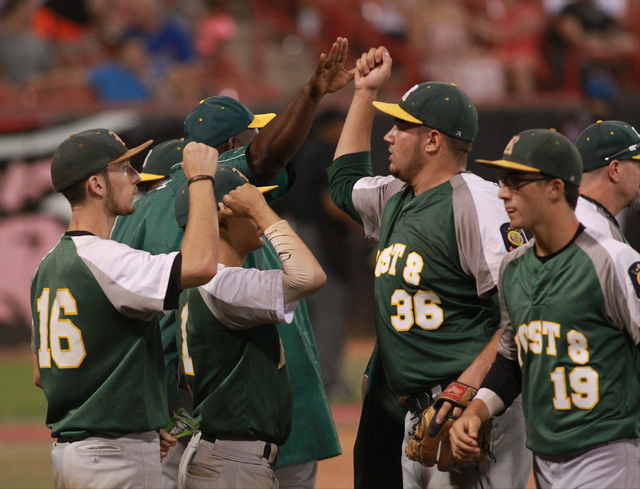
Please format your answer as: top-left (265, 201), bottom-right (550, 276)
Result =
top-left (498, 174), bottom-right (550, 191)
top-left (604, 142), bottom-right (640, 162)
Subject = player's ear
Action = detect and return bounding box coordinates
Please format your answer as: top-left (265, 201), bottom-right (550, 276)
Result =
top-left (547, 178), bottom-right (565, 203)
top-left (87, 174), bottom-right (107, 198)
top-left (607, 160), bottom-right (622, 183)
top-left (422, 129), bottom-right (442, 155)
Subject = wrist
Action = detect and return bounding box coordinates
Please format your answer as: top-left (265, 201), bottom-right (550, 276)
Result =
top-left (251, 205), bottom-right (280, 229)
top-left (354, 87), bottom-right (380, 99)
top-left (304, 82), bottom-right (323, 103)
top-left (187, 175), bottom-right (215, 187)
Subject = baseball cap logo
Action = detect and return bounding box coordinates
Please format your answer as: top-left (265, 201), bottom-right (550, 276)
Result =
top-left (402, 84), bottom-right (419, 102)
top-left (109, 131), bottom-right (126, 147)
top-left (231, 167), bottom-right (250, 182)
top-left (504, 135), bottom-right (520, 156)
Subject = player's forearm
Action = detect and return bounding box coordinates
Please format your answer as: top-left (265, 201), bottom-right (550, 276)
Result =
top-left (32, 352), bottom-right (42, 388)
top-left (248, 84), bottom-right (321, 184)
top-left (462, 398), bottom-right (491, 424)
top-left (334, 89), bottom-right (378, 159)
top-left (180, 181), bottom-right (219, 288)
top-left (264, 220), bottom-right (326, 302)
top-left (457, 329), bottom-right (501, 388)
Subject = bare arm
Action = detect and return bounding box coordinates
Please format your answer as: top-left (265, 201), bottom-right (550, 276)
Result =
top-left (334, 46), bottom-right (392, 159)
top-left (450, 398), bottom-right (491, 463)
top-left (222, 184), bottom-right (326, 302)
top-left (32, 352), bottom-right (42, 389)
top-left (248, 37), bottom-right (354, 184)
top-left (180, 142), bottom-right (220, 289)
top-left (436, 329), bottom-right (501, 423)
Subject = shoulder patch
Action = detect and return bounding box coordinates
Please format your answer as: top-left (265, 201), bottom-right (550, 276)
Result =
top-left (500, 223), bottom-right (526, 252)
top-left (628, 262), bottom-right (640, 298)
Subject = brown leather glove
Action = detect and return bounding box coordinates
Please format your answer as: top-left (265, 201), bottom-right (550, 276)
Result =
top-left (405, 382), bottom-right (492, 471)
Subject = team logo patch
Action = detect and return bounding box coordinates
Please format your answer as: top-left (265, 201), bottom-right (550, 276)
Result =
top-left (628, 262), bottom-right (640, 298)
top-left (500, 223), bottom-right (526, 251)
top-left (402, 84), bottom-right (419, 101)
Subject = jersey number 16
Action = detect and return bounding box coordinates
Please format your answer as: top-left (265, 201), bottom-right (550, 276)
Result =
top-left (36, 288), bottom-right (86, 369)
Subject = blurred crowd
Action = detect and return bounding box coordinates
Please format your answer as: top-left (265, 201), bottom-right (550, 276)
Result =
top-left (0, 0), bottom-right (637, 108)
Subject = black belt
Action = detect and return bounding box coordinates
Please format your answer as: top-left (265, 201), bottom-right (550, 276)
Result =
top-left (201, 433), bottom-right (274, 462)
top-left (404, 392), bottom-right (433, 413)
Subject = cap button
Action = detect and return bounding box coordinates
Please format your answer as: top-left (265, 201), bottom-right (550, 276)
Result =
top-left (450, 83), bottom-right (457, 86)
top-left (597, 120), bottom-right (603, 123)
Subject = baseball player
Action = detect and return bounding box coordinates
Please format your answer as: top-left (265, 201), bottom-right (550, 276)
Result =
top-left (173, 168), bottom-right (325, 489)
top-left (575, 120), bottom-right (640, 241)
top-left (139, 138), bottom-right (186, 191)
top-left (31, 129), bottom-right (219, 488)
top-left (111, 37), bottom-right (352, 489)
top-left (328, 47), bottom-right (531, 488)
top-left (451, 128), bottom-right (640, 489)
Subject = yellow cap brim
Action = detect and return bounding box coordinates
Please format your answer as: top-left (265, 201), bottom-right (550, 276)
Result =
top-left (633, 154), bottom-right (640, 160)
top-left (109, 139), bottom-right (154, 166)
top-left (475, 159), bottom-right (541, 173)
top-left (258, 185), bottom-right (278, 194)
top-left (372, 102), bottom-right (422, 124)
top-left (139, 172), bottom-right (166, 183)
top-left (248, 113), bottom-right (276, 128)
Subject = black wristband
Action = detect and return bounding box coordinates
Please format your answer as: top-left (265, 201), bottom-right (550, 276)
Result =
top-left (187, 175), bottom-right (215, 187)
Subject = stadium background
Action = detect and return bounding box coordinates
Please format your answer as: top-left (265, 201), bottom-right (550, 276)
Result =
top-left (0, 0), bottom-right (638, 487)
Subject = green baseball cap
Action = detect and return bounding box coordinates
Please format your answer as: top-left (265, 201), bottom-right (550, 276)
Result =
top-left (476, 129), bottom-right (583, 186)
top-left (175, 166), bottom-right (277, 228)
top-left (183, 96), bottom-right (276, 148)
top-left (140, 139), bottom-right (185, 183)
top-left (575, 120), bottom-right (640, 171)
top-left (51, 128), bottom-right (152, 192)
top-left (372, 82), bottom-right (478, 142)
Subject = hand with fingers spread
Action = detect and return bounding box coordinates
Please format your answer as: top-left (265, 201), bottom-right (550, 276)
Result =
top-left (355, 46), bottom-right (392, 93)
top-left (308, 37), bottom-right (355, 98)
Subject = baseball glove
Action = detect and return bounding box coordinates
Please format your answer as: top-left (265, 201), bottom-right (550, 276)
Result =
top-left (405, 382), bottom-right (491, 471)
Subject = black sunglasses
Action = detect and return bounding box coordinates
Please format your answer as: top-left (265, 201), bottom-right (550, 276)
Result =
top-left (604, 142), bottom-right (640, 162)
top-left (498, 174), bottom-right (550, 191)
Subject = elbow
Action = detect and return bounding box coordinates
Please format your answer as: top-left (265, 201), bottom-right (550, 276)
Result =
top-left (182, 260), bottom-right (218, 289)
top-left (194, 262), bottom-right (218, 286)
top-left (33, 371), bottom-right (42, 389)
top-left (310, 267), bottom-right (327, 292)
top-left (300, 266), bottom-right (327, 298)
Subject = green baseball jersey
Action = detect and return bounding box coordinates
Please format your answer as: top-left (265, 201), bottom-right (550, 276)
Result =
top-left (30, 233), bottom-right (180, 438)
top-left (111, 145), bottom-right (340, 465)
top-left (576, 195), bottom-right (627, 243)
top-left (498, 228), bottom-right (640, 456)
top-left (329, 152), bottom-right (525, 395)
top-left (177, 264), bottom-right (294, 445)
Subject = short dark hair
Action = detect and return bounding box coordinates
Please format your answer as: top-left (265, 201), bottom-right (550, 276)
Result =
top-left (564, 182), bottom-right (580, 210)
top-left (423, 125), bottom-right (473, 159)
top-left (61, 169), bottom-right (110, 207)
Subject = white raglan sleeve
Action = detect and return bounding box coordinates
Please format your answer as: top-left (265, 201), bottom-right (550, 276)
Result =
top-left (580, 230), bottom-right (640, 345)
top-left (453, 174), bottom-right (527, 297)
top-left (351, 176), bottom-right (407, 243)
top-left (72, 235), bottom-right (180, 320)
top-left (198, 265), bottom-right (296, 329)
